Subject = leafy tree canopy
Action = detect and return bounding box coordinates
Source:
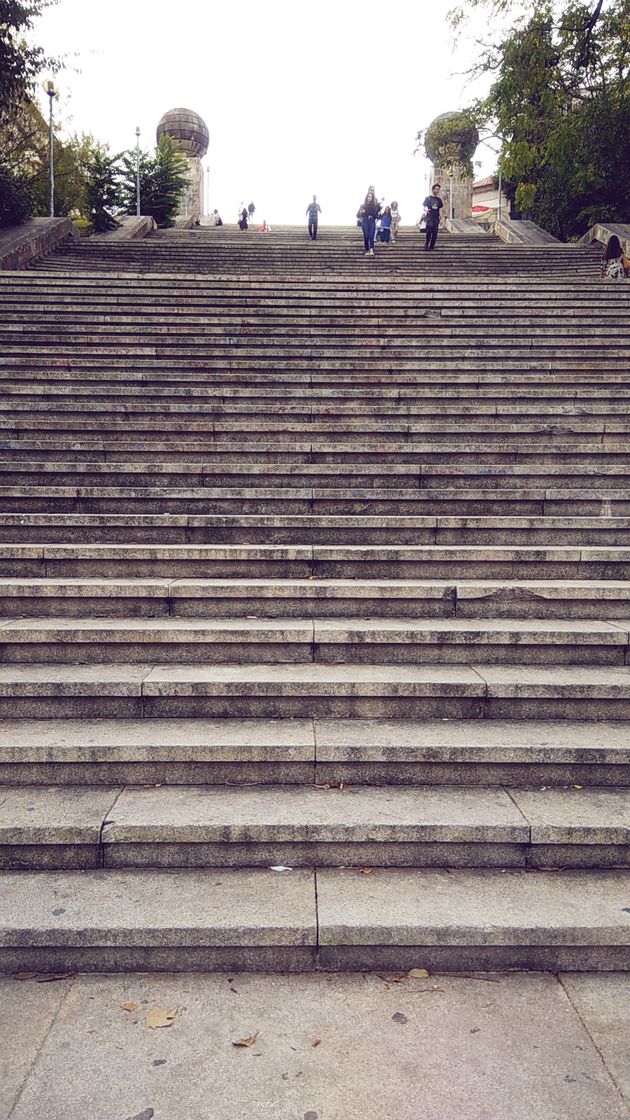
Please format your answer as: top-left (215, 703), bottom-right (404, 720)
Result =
top-left (119, 136), bottom-right (190, 228)
top-left (0, 1), bottom-right (59, 123)
top-left (450, 0), bottom-right (630, 238)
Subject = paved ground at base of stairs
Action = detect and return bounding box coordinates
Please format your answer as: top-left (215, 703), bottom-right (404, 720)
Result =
top-left (2, 970), bottom-right (630, 1120)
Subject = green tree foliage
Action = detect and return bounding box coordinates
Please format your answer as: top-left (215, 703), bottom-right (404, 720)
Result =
top-left (0, 0), bottom-right (60, 225)
top-left (119, 136), bottom-right (190, 228)
top-left (83, 144), bottom-right (120, 231)
top-left (451, 0), bottom-right (630, 238)
top-left (0, 1), bottom-right (59, 124)
top-left (0, 160), bottom-right (33, 226)
top-left (416, 112), bottom-right (480, 176)
top-left (29, 132), bottom-right (104, 220)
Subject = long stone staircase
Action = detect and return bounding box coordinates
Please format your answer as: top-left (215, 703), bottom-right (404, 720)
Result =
top-left (0, 222), bottom-right (629, 972)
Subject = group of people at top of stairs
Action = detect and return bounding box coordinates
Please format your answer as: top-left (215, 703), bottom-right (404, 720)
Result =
top-left (227, 186), bottom-right (628, 275)
top-left (238, 200), bottom-right (270, 231)
top-left (357, 183), bottom-right (441, 256)
top-left (306, 192), bottom-right (403, 245)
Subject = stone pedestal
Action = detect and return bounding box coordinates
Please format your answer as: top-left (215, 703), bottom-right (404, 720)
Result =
top-left (432, 165), bottom-right (473, 221)
top-left (182, 157), bottom-right (204, 219)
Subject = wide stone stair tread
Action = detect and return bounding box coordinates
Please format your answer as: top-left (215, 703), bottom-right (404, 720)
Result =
top-left (0, 614), bottom-right (628, 644)
top-left (3, 577), bottom-right (630, 621)
top-left (1, 713), bottom-right (629, 760)
top-left (0, 865), bottom-right (629, 971)
top-left (2, 660), bottom-right (630, 695)
top-left (2, 715), bottom-right (629, 788)
top-left (0, 661), bottom-right (626, 721)
top-left (1, 615), bottom-right (630, 672)
top-left (4, 782), bottom-right (630, 852)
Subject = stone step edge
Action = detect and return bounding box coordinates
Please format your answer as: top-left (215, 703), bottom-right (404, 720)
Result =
top-left (1, 868), bottom-right (630, 975)
top-left (2, 544), bottom-right (629, 559)
top-left (1, 716), bottom-right (628, 764)
top-left (0, 616), bottom-right (628, 645)
top-left (3, 783), bottom-right (630, 850)
top-left (3, 662), bottom-right (630, 698)
top-left (1, 577), bottom-right (630, 600)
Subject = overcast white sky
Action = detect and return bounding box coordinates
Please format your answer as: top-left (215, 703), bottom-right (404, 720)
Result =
top-left (34, 0), bottom-right (495, 225)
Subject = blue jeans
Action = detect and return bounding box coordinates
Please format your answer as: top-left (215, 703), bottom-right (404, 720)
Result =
top-left (362, 216), bottom-right (376, 250)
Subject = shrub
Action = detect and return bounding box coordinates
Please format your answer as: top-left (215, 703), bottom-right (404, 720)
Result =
top-left (0, 160), bottom-right (34, 227)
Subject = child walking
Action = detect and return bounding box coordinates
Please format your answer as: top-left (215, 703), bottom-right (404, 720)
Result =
top-left (390, 201), bottom-right (401, 242)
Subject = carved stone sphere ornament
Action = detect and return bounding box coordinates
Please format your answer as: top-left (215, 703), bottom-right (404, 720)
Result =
top-left (424, 111), bottom-right (479, 169)
top-left (156, 108), bottom-right (210, 159)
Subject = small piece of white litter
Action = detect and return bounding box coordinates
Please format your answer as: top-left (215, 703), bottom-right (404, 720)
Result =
top-left (270, 865), bottom-right (293, 873)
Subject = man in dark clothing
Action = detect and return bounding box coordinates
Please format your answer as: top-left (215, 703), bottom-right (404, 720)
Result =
top-left (423, 183), bottom-right (444, 250)
top-left (306, 195), bottom-right (321, 240)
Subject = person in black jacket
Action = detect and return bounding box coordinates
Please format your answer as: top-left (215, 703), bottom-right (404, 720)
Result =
top-left (357, 186), bottom-right (381, 256)
top-left (423, 183), bottom-right (443, 250)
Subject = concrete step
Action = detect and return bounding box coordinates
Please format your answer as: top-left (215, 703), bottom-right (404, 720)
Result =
top-left (0, 616), bottom-right (628, 666)
top-left (3, 783), bottom-right (630, 871)
top-left (4, 485), bottom-right (630, 517)
top-left (3, 577), bottom-right (630, 619)
top-left (3, 462), bottom-right (630, 491)
top-left (2, 716), bottom-right (629, 787)
top-left (2, 513), bottom-right (630, 546)
top-left (1, 661), bottom-right (630, 719)
top-left (0, 865), bottom-right (628, 971)
top-left (4, 440), bottom-right (630, 468)
top-left (3, 543), bottom-right (630, 580)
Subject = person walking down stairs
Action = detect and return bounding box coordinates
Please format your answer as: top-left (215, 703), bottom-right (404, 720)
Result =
top-left (238, 205), bottom-right (248, 230)
top-left (423, 182), bottom-right (443, 251)
top-left (306, 195), bottom-right (322, 240)
top-left (390, 200), bottom-right (401, 241)
top-left (378, 205), bottom-right (392, 243)
top-left (248, 201), bottom-right (256, 225)
top-left (358, 186), bottom-right (381, 256)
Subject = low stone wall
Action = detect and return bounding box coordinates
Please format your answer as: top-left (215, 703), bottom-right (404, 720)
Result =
top-left (444, 218), bottom-right (490, 236)
top-left (0, 217), bottom-right (77, 270)
top-left (580, 223), bottom-right (630, 255)
top-left (492, 219), bottom-right (561, 246)
top-left (100, 216), bottom-right (157, 241)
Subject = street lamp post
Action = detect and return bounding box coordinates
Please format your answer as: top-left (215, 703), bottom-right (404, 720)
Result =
top-left (135, 127), bottom-right (141, 217)
top-left (205, 166), bottom-right (210, 216)
top-left (448, 166), bottom-right (454, 220)
top-left (42, 79), bottom-right (57, 217)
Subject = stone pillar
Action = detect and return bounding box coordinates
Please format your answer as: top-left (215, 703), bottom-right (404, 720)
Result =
top-left (184, 157), bottom-right (203, 219)
top-left (432, 164), bottom-right (474, 220)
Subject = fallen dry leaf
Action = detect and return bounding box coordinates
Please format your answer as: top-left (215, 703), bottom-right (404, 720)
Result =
top-left (408, 968), bottom-right (429, 979)
top-left (15, 972), bottom-right (38, 981)
top-left (35, 973), bottom-right (74, 983)
top-left (311, 1039), bottom-right (322, 1048)
top-left (146, 1006), bottom-right (178, 1030)
top-left (121, 1002), bottom-right (140, 1013)
top-left (232, 1031), bottom-right (259, 1047)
